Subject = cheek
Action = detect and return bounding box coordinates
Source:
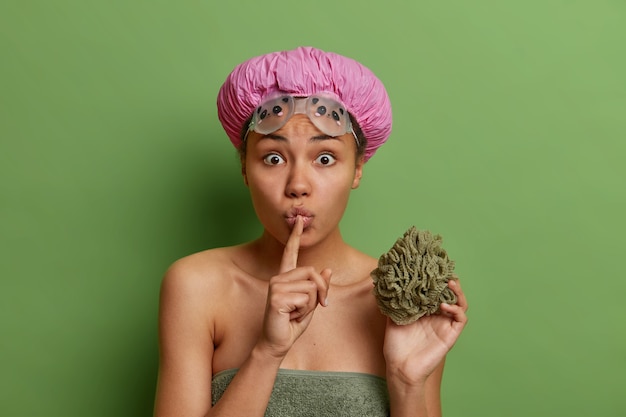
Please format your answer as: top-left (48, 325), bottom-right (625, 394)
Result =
top-left (322, 169), bottom-right (357, 191)
top-left (318, 178), bottom-right (354, 209)
top-left (247, 175), bottom-right (280, 205)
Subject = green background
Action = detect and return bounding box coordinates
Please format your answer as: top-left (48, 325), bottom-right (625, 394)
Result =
top-left (1, 1), bottom-right (625, 416)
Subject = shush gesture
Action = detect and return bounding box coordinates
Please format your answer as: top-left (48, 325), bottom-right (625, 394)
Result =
top-left (259, 216), bottom-right (332, 358)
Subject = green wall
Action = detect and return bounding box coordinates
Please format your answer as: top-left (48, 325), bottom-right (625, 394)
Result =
top-left (1, 1), bottom-right (624, 416)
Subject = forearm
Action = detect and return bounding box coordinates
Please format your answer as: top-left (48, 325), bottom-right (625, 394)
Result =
top-left (386, 359), bottom-right (444, 417)
top-left (388, 383), bottom-right (442, 417)
top-left (387, 375), bottom-right (429, 417)
top-left (206, 345), bottom-right (284, 417)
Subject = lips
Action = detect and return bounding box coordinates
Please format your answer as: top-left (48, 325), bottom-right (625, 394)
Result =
top-left (285, 207), bottom-right (314, 229)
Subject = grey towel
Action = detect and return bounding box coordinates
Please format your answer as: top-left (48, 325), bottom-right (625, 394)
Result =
top-left (212, 368), bottom-right (390, 416)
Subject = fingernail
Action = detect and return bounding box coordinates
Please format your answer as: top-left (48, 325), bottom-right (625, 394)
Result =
top-left (324, 298), bottom-right (329, 307)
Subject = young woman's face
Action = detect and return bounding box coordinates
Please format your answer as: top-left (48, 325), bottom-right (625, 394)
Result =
top-left (244, 114), bottom-right (363, 247)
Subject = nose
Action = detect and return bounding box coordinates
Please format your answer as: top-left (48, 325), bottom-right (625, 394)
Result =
top-left (285, 162), bottom-right (311, 198)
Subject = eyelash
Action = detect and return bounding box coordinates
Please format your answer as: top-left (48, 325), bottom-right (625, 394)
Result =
top-left (263, 153), bottom-right (285, 165)
top-left (262, 152), bottom-right (337, 166)
top-left (315, 153), bottom-right (336, 166)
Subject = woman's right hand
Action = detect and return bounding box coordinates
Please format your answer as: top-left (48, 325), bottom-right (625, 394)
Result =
top-left (258, 216), bottom-right (331, 358)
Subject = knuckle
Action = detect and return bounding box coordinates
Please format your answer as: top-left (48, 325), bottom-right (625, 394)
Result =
top-left (269, 274), bottom-right (284, 285)
top-left (268, 280), bottom-right (281, 291)
top-left (269, 281), bottom-right (288, 296)
top-left (269, 296), bottom-right (283, 310)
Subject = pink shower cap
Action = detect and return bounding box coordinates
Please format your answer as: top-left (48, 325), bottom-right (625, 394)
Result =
top-left (217, 46), bottom-right (392, 162)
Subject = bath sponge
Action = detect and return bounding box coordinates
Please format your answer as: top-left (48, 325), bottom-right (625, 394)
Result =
top-left (371, 227), bottom-right (457, 325)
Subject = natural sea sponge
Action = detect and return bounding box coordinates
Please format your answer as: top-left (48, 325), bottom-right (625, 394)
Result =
top-left (371, 226), bottom-right (457, 325)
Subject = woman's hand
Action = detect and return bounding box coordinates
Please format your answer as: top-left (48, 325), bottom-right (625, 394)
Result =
top-left (257, 216), bottom-right (332, 359)
top-left (383, 278), bottom-right (468, 385)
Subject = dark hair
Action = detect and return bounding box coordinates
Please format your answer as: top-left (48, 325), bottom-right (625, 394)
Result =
top-left (237, 113), bottom-right (367, 165)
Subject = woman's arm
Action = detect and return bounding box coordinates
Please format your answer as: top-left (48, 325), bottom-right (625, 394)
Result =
top-left (153, 260), bottom-right (216, 416)
top-left (385, 279), bottom-right (468, 417)
top-left (387, 358), bottom-right (445, 417)
top-left (154, 217), bottom-right (331, 417)
top-left (153, 259), bottom-right (288, 417)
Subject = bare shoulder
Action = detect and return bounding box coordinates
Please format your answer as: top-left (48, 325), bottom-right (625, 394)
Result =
top-left (155, 246), bottom-right (247, 416)
top-left (346, 245), bottom-right (379, 283)
top-left (160, 246), bottom-right (250, 328)
top-left (157, 245), bottom-right (253, 357)
top-left (162, 247), bottom-right (240, 289)
top-left (355, 247), bottom-right (378, 269)
top-left (330, 245), bottom-right (379, 296)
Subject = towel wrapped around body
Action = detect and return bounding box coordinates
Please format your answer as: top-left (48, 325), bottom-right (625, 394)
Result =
top-left (212, 368), bottom-right (389, 417)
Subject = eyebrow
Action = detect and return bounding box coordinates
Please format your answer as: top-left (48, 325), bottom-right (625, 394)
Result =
top-left (260, 134), bottom-right (342, 143)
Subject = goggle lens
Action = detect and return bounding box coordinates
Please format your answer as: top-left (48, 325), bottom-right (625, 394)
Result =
top-left (247, 95), bottom-right (356, 142)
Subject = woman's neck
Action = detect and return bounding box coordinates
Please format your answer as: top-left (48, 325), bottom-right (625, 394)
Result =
top-left (248, 227), bottom-right (353, 279)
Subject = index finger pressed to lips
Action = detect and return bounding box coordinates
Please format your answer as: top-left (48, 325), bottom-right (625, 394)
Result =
top-left (279, 216), bottom-right (303, 273)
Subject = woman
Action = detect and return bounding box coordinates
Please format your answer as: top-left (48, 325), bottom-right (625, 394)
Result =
top-left (154, 46), bottom-right (468, 417)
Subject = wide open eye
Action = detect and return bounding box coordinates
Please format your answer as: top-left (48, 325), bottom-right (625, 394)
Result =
top-left (315, 153), bottom-right (336, 166)
top-left (263, 153), bottom-right (285, 166)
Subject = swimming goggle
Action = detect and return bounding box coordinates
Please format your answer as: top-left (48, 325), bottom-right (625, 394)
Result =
top-left (245, 94), bottom-right (359, 145)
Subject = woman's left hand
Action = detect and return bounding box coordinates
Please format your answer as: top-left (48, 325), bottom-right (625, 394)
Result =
top-left (383, 278), bottom-right (468, 385)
